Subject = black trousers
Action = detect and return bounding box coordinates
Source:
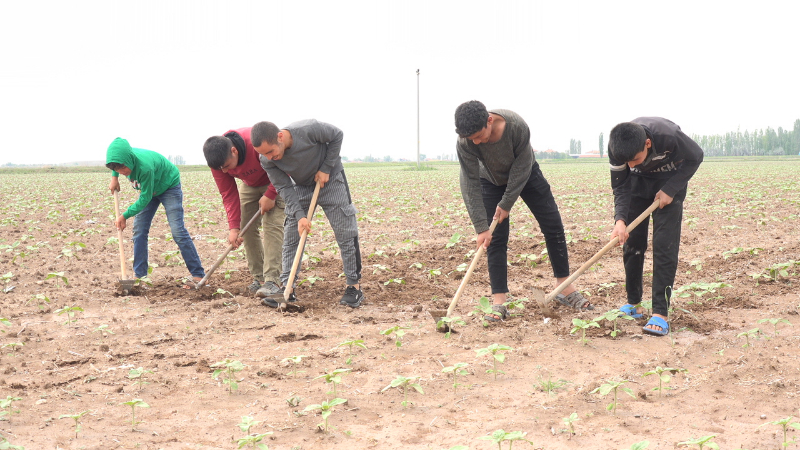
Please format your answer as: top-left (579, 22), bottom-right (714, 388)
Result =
top-left (624, 176), bottom-right (686, 316)
top-left (481, 162), bottom-right (570, 294)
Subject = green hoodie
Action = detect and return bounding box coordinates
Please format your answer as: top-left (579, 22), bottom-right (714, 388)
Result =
top-left (106, 138), bottom-right (181, 219)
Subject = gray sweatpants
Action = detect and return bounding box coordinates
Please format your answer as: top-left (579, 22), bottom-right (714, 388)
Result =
top-left (281, 171), bottom-right (362, 286)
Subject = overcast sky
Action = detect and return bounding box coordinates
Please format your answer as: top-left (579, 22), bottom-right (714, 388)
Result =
top-left (2, 0), bottom-right (798, 165)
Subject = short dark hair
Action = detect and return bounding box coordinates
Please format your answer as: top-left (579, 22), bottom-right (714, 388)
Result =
top-left (608, 122), bottom-right (647, 162)
top-left (203, 136), bottom-right (233, 170)
top-left (251, 121), bottom-right (280, 147)
top-left (106, 162), bottom-right (126, 171)
top-left (454, 100), bottom-right (489, 138)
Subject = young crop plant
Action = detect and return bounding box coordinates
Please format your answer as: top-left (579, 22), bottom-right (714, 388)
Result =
top-left (2, 343), bottom-right (23, 357)
top-left (562, 412), bottom-right (579, 435)
top-left (313, 368), bottom-right (351, 397)
top-left (45, 271), bottom-right (69, 288)
top-left (299, 275), bottom-right (324, 286)
top-left (757, 318), bottom-right (792, 336)
top-left (759, 415), bottom-right (800, 448)
top-left (281, 355), bottom-right (307, 378)
top-left (468, 296), bottom-right (496, 327)
top-left (59, 410), bottom-right (91, 439)
top-left (625, 442), bottom-right (650, 450)
top-left (674, 282), bottom-right (730, 302)
top-left (642, 366), bottom-right (687, 397)
top-left (504, 296), bottom-right (527, 317)
top-left (121, 398), bottom-right (149, 431)
top-left (0, 434), bottom-right (25, 450)
top-left (595, 309), bottom-right (634, 338)
top-left (303, 398), bottom-right (347, 432)
top-left (236, 416), bottom-right (273, 449)
top-left (211, 359), bottom-right (246, 394)
top-left (212, 288), bottom-right (234, 298)
top-left (436, 316), bottom-right (467, 338)
top-left (0, 273), bottom-right (12, 286)
top-left (383, 277), bottom-right (405, 286)
top-left (478, 429), bottom-right (534, 450)
top-left (337, 339), bottom-right (366, 364)
top-left (54, 305), bottom-right (84, 326)
top-left (381, 375), bottom-right (424, 408)
top-left (28, 293), bottom-right (51, 310)
top-left (427, 267), bottom-right (443, 283)
top-left (536, 375), bottom-right (571, 397)
top-left (0, 318), bottom-right (10, 333)
top-left (591, 380), bottom-right (635, 415)
top-left (570, 318), bottom-right (600, 345)
top-left (445, 232), bottom-right (462, 249)
top-left (475, 344), bottom-right (513, 380)
top-left (677, 434), bottom-right (718, 449)
top-left (92, 324), bottom-right (114, 342)
top-left (442, 362), bottom-right (469, 394)
top-left (128, 367), bottom-right (153, 390)
top-left (380, 325), bottom-right (411, 348)
top-left (0, 396), bottom-right (22, 421)
top-left (737, 328), bottom-right (762, 349)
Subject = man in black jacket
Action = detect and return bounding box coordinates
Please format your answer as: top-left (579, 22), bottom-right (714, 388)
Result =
top-left (608, 117), bottom-right (704, 336)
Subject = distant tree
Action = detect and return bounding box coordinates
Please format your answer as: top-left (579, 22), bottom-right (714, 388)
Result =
top-left (577, 140), bottom-right (582, 154)
top-left (363, 155), bottom-right (377, 163)
top-left (383, 155), bottom-right (393, 162)
top-left (569, 139), bottom-right (575, 154)
top-left (341, 156), bottom-right (349, 162)
top-left (419, 154), bottom-right (426, 161)
top-left (599, 132), bottom-right (604, 157)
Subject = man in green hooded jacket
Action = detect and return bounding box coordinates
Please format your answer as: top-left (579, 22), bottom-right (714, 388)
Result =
top-left (106, 137), bottom-right (205, 283)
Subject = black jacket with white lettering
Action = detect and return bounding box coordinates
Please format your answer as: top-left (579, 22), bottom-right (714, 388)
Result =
top-left (608, 117), bottom-right (704, 223)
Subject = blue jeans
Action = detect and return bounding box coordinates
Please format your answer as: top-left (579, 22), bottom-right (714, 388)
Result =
top-left (131, 183), bottom-right (205, 279)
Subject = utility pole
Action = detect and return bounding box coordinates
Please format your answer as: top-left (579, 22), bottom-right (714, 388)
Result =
top-left (416, 68), bottom-right (420, 169)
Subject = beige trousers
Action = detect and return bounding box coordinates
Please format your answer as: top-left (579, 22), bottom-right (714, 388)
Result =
top-left (238, 183), bottom-right (285, 284)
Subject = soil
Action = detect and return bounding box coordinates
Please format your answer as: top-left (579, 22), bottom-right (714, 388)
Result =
top-left (1, 161), bottom-right (799, 450)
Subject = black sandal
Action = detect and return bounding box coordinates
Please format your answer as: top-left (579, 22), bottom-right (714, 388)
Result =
top-left (556, 291), bottom-right (594, 311)
top-left (484, 304), bottom-right (509, 322)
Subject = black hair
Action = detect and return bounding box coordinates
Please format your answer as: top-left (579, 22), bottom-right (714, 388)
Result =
top-left (454, 100), bottom-right (490, 138)
top-left (251, 121), bottom-right (280, 147)
top-left (203, 136), bottom-right (234, 170)
top-left (106, 162), bottom-right (126, 171)
top-left (608, 122), bottom-right (647, 162)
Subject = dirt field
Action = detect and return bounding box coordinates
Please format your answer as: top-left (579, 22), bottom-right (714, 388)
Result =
top-left (1, 159), bottom-right (799, 450)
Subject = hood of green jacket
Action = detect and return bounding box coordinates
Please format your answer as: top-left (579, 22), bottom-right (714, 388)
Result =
top-left (106, 137), bottom-right (136, 170)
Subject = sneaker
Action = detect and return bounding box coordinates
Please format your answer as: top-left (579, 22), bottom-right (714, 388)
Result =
top-left (261, 287), bottom-right (297, 308)
top-left (247, 280), bottom-right (262, 294)
top-left (339, 285), bottom-right (364, 308)
top-left (256, 281), bottom-right (281, 298)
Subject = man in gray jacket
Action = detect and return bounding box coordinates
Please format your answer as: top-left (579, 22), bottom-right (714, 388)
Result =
top-left (455, 100), bottom-right (590, 322)
top-left (252, 120), bottom-right (364, 308)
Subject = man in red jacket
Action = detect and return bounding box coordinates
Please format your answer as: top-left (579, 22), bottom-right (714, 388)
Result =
top-left (203, 128), bottom-right (285, 297)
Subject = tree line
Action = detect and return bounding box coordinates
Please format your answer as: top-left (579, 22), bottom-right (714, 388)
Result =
top-left (691, 119), bottom-right (800, 156)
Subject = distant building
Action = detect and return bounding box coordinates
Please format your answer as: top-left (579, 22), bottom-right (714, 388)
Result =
top-left (578, 150), bottom-right (602, 158)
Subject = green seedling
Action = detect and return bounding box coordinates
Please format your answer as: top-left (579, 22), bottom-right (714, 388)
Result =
top-left (436, 316), bottom-right (466, 338)
top-left (45, 271), bottom-right (69, 288)
top-left (0, 396), bottom-right (22, 421)
top-left (384, 277), bottom-right (406, 286)
top-left (92, 324), bottom-right (114, 341)
top-left (677, 434), bottom-right (718, 449)
top-left (642, 366), bottom-right (687, 397)
top-left (0, 318), bottom-right (10, 332)
top-left (380, 325), bottom-right (411, 348)
top-left (54, 305), bottom-right (84, 326)
top-left (409, 262), bottom-right (423, 269)
top-left (372, 264), bottom-right (388, 274)
top-left (285, 393), bottom-right (302, 407)
top-left (337, 340), bottom-right (366, 364)
top-left (299, 275), bottom-right (324, 286)
top-left (121, 398), bottom-right (149, 430)
top-left (28, 293), bottom-right (51, 309)
top-left (759, 415), bottom-right (800, 448)
top-left (303, 398), bottom-right (347, 432)
top-left (212, 288), bottom-right (234, 298)
top-left (2, 342), bottom-right (23, 357)
top-left (211, 359), bottom-right (246, 394)
top-left (757, 318), bottom-right (792, 336)
top-left (562, 412), bottom-right (579, 434)
top-left (237, 415), bottom-right (261, 433)
top-left (236, 431), bottom-right (272, 450)
top-left (478, 429), bottom-right (533, 450)
top-left (128, 367), bottom-right (153, 390)
top-left (624, 442), bottom-right (650, 450)
top-left (570, 318), bottom-right (600, 345)
top-left (591, 380), bottom-right (635, 415)
top-left (475, 344), bottom-right (513, 380)
top-left (595, 309), bottom-right (634, 338)
top-left (503, 296), bottom-right (527, 317)
top-left (0, 273), bottom-right (12, 285)
top-left (59, 410), bottom-right (90, 439)
top-left (313, 368), bottom-right (351, 397)
top-left (281, 355), bottom-right (308, 378)
top-left (427, 267), bottom-right (442, 283)
top-left (0, 435), bottom-right (24, 450)
top-left (445, 233), bottom-right (462, 248)
top-left (382, 375), bottom-right (423, 408)
top-left (737, 328), bottom-right (762, 348)
top-left (468, 296), bottom-right (496, 327)
top-left (442, 362), bottom-right (469, 394)
top-left (222, 268), bottom-right (238, 279)
top-left (536, 375), bottom-right (571, 396)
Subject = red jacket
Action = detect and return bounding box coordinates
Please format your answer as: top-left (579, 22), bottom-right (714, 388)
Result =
top-left (211, 127), bottom-right (278, 229)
